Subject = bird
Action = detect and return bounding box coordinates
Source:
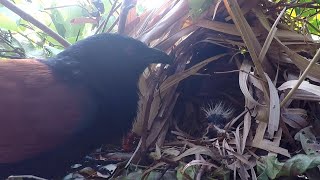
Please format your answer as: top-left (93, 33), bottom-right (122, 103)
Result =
top-left (201, 102), bottom-right (234, 134)
top-left (0, 33), bottom-right (171, 178)
top-left (201, 101), bottom-right (235, 138)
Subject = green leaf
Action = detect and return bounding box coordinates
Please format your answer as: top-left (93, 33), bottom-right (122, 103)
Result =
top-left (102, 0), bottom-right (113, 15)
top-left (50, 9), bottom-right (67, 37)
top-left (295, 126), bottom-right (320, 156)
top-left (211, 166), bottom-right (231, 180)
top-left (257, 155), bottom-right (320, 180)
top-left (48, 2), bottom-right (87, 40)
top-left (0, 7), bottom-right (21, 31)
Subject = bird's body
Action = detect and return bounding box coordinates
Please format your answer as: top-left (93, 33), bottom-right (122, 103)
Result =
top-left (0, 33), bottom-right (171, 178)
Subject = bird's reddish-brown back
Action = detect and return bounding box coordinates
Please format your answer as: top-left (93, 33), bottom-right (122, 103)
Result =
top-left (0, 59), bottom-right (86, 163)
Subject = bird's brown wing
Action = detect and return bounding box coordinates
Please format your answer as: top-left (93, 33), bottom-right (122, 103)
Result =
top-left (0, 59), bottom-right (86, 163)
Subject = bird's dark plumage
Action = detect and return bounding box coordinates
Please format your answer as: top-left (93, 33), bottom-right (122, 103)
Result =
top-left (0, 33), bottom-right (171, 178)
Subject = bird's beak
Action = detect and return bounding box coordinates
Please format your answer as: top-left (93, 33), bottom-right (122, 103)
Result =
top-left (146, 48), bottom-right (173, 65)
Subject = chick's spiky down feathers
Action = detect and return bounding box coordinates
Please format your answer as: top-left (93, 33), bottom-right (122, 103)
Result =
top-left (201, 101), bottom-right (234, 129)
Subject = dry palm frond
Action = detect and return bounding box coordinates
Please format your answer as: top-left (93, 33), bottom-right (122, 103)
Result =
top-left (120, 0), bottom-right (320, 179)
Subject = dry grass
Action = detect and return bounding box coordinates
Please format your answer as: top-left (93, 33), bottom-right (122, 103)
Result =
top-left (119, 0), bottom-right (320, 179)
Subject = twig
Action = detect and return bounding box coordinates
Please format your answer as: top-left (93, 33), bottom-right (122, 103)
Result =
top-left (285, 2), bottom-right (320, 9)
top-left (194, 69), bottom-right (266, 83)
top-left (95, 0), bottom-right (121, 34)
top-left (107, 17), bottom-right (120, 33)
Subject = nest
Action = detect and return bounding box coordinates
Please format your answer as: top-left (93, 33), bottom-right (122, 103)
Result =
top-left (122, 0), bottom-right (320, 179)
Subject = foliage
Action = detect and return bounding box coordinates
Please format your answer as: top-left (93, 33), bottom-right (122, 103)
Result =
top-left (257, 155), bottom-right (320, 179)
top-left (283, 0), bottom-right (320, 36)
top-left (0, 0), bottom-right (119, 58)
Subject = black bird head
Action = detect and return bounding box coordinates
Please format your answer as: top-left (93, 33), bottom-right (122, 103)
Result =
top-left (46, 33), bottom-right (172, 91)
